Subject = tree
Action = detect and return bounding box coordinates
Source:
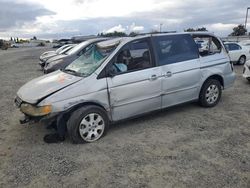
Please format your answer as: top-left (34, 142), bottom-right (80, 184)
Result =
top-left (230, 24), bottom-right (247, 36)
top-left (185, 28), bottom-right (195, 32)
top-left (10, 37), bottom-right (13, 41)
top-left (99, 31), bottom-right (127, 37)
top-left (128, 32), bottom-right (138, 37)
top-left (33, 36), bottom-right (37, 40)
top-left (185, 27), bottom-right (208, 32)
top-left (16, 37), bottom-right (19, 43)
top-left (196, 27), bottom-right (208, 31)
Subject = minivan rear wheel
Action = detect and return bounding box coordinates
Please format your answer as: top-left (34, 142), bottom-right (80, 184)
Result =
top-left (199, 79), bottom-right (222, 107)
top-left (67, 105), bottom-right (109, 144)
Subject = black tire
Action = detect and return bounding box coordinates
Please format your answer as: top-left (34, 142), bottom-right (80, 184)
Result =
top-left (238, 55), bottom-right (246, 65)
top-left (247, 78), bottom-right (250, 83)
top-left (67, 105), bottom-right (109, 144)
top-left (199, 79), bottom-right (222, 107)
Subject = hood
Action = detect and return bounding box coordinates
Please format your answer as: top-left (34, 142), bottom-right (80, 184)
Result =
top-left (47, 54), bottom-right (67, 63)
top-left (17, 70), bottom-right (83, 104)
top-left (41, 51), bottom-right (55, 56)
top-left (40, 52), bottom-right (57, 60)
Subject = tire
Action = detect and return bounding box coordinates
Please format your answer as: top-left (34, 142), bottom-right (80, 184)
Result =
top-left (67, 105), bottom-right (109, 144)
top-left (199, 79), bottom-right (222, 107)
top-left (247, 78), bottom-right (250, 83)
top-left (238, 55), bottom-right (246, 65)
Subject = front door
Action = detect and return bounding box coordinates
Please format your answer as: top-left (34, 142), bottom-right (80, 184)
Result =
top-left (106, 39), bottom-right (162, 121)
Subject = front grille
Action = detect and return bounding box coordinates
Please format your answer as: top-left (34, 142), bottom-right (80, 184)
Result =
top-left (15, 96), bottom-right (22, 107)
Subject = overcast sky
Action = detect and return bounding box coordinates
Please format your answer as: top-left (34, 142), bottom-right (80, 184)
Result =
top-left (0, 0), bottom-right (249, 39)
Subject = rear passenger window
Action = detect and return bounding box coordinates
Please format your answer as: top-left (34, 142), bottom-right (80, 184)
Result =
top-left (153, 35), bottom-right (199, 65)
top-left (194, 36), bottom-right (222, 56)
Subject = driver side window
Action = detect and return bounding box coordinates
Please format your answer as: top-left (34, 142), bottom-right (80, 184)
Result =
top-left (112, 40), bottom-right (152, 74)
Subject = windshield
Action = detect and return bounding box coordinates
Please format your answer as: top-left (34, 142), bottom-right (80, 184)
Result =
top-left (64, 44), bottom-right (115, 77)
top-left (65, 41), bottom-right (89, 55)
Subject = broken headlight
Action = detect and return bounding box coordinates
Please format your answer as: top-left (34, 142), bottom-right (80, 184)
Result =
top-left (20, 103), bottom-right (52, 116)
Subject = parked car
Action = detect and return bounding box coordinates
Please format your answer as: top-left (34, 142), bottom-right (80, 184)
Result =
top-left (39, 44), bottom-right (75, 69)
top-left (15, 33), bottom-right (235, 143)
top-left (238, 40), bottom-right (250, 49)
top-left (243, 60), bottom-right (250, 82)
top-left (224, 42), bottom-right (250, 65)
top-left (43, 38), bottom-right (107, 74)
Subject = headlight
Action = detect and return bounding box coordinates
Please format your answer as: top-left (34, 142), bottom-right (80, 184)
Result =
top-left (20, 103), bottom-right (52, 116)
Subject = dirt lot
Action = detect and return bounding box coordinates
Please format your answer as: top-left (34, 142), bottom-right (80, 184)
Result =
top-left (0, 47), bottom-right (249, 188)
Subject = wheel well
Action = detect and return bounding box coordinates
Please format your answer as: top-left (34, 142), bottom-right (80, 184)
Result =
top-left (62, 102), bottom-right (108, 122)
top-left (204, 75), bottom-right (224, 88)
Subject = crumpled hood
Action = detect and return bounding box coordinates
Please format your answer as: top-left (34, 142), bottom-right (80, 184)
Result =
top-left (17, 71), bottom-right (83, 104)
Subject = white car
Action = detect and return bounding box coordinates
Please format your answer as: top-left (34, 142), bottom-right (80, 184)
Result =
top-left (224, 42), bottom-right (250, 65)
top-left (243, 60), bottom-right (250, 82)
top-left (239, 40), bottom-right (250, 49)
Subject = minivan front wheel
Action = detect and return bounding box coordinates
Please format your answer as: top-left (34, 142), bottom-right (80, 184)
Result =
top-left (199, 79), bottom-right (222, 107)
top-left (67, 105), bottom-right (109, 143)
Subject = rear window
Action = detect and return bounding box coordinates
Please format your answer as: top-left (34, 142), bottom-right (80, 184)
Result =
top-left (153, 34), bottom-right (199, 65)
top-left (225, 43), bottom-right (241, 51)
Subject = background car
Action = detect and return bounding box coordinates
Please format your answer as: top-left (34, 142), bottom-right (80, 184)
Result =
top-left (43, 38), bottom-right (107, 74)
top-left (224, 42), bottom-right (250, 65)
top-left (239, 40), bottom-right (250, 49)
top-left (39, 44), bottom-right (75, 69)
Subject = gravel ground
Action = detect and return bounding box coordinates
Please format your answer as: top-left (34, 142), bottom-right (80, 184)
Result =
top-left (0, 47), bottom-right (249, 188)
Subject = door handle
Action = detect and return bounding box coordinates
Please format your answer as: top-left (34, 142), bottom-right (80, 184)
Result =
top-left (149, 74), bottom-right (157, 81)
top-left (165, 71), bottom-right (172, 77)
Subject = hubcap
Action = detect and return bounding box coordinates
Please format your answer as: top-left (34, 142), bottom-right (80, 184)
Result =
top-left (205, 84), bottom-right (219, 104)
top-left (79, 113), bottom-right (105, 142)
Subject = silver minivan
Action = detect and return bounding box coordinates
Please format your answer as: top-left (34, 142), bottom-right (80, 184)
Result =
top-left (15, 32), bottom-right (236, 143)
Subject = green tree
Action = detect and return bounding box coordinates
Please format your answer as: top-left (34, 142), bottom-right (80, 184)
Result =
top-left (196, 27), bottom-right (208, 31)
top-left (100, 31), bottom-right (127, 37)
top-left (185, 28), bottom-right (195, 32)
top-left (128, 32), bottom-right (138, 37)
top-left (185, 27), bottom-right (207, 32)
top-left (230, 24), bottom-right (247, 36)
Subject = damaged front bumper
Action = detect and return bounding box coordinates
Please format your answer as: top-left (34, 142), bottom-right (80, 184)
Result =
top-left (19, 112), bottom-right (58, 125)
top-left (15, 96), bottom-right (58, 125)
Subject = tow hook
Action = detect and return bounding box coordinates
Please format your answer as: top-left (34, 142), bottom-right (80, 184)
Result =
top-left (19, 115), bottom-right (30, 124)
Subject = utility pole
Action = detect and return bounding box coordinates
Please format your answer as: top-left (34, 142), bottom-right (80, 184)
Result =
top-left (160, 23), bottom-right (163, 32)
top-left (245, 7), bottom-right (250, 30)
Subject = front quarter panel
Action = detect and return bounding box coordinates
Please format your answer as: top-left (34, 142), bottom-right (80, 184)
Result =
top-left (38, 74), bottom-right (109, 115)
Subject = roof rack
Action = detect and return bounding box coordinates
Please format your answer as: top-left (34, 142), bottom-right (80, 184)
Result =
top-left (131, 31), bottom-right (177, 37)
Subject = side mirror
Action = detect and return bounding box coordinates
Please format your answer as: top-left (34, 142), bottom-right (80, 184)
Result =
top-left (106, 65), bottom-right (116, 78)
top-left (106, 69), bottom-right (116, 78)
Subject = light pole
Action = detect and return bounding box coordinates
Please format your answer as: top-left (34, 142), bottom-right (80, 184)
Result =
top-left (160, 23), bottom-right (163, 32)
top-left (245, 7), bottom-right (250, 30)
